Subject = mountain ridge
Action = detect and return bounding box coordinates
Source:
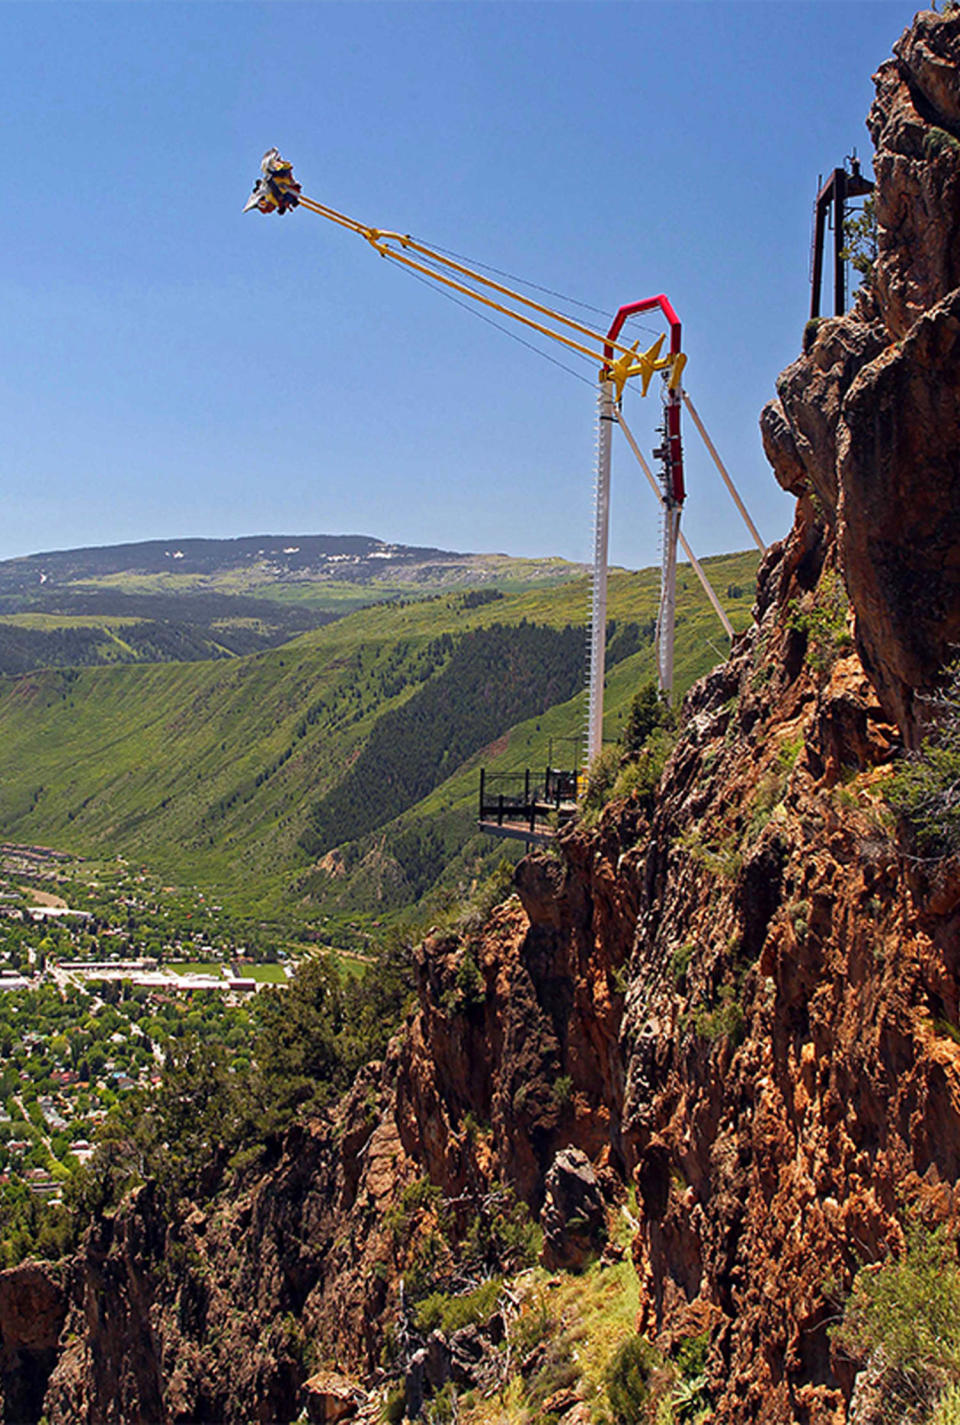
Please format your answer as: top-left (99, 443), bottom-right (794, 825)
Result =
top-left (0, 532), bottom-right (587, 604)
top-left (0, 532), bottom-right (594, 677)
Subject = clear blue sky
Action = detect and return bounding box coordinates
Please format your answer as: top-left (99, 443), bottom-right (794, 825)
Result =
top-left (1, 1), bottom-right (911, 571)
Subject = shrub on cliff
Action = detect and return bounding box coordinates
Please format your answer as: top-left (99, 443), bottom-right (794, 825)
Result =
top-left (253, 933), bottom-right (414, 1127)
top-left (414, 1276), bottom-right (501, 1335)
top-left (452, 855), bottom-right (515, 936)
top-left (621, 681), bottom-right (673, 760)
top-left (841, 193), bottom-right (878, 282)
top-left (582, 746), bottom-right (621, 817)
top-left (461, 1182), bottom-right (540, 1278)
top-left (606, 1335), bottom-right (657, 1419)
top-left (613, 727), bottom-right (676, 806)
top-left (617, 684), bottom-right (676, 807)
top-left (603, 1329), bottom-right (713, 1424)
top-left (581, 682), bottom-right (676, 822)
top-left (834, 1221), bottom-right (960, 1415)
top-left (887, 659), bottom-right (960, 855)
top-left (787, 569), bottom-right (852, 674)
top-left (935, 1387), bottom-right (960, 1425)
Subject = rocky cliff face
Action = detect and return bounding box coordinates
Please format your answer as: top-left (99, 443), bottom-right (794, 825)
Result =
top-left (6, 10), bottom-right (960, 1425)
top-left (620, 15), bottom-right (960, 1412)
top-left (763, 8), bottom-right (960, 740)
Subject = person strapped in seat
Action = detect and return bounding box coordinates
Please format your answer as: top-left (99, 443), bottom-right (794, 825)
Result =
top-left (243, 149), bottom-right (302, 215)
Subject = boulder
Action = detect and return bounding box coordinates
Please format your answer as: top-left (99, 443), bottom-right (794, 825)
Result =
top-left (539, 1146), bottom-right (607, 1270)
top-left (301, 1369), bottom-right (366, 1423)
top-left (447, 1322), bottom-right (487, 1388)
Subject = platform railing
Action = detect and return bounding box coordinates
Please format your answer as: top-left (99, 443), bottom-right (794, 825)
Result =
top-left (478, 766), bottom-right (579, 837)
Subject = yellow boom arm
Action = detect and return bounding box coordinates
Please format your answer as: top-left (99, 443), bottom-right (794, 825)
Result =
top-left (289, 189), bottom-right (683, 399)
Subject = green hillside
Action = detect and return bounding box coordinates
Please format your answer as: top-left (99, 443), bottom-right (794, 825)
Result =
top-left (0, 604), bottom-right (338, 673)
top-left (0, 552), bottom-right (758, 926)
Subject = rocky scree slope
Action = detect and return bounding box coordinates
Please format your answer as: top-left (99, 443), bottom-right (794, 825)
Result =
top-left (6, 10), bottom-right (960, 1424)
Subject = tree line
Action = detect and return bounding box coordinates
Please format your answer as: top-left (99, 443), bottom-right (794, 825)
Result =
top-left (298, 622), bottom-right (586, 857)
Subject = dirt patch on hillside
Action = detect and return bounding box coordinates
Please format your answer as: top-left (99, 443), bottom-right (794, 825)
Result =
top-left (19, 886), bottom-right (68, 908)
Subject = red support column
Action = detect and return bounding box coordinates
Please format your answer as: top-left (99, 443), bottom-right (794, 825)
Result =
top-left (605, 296), bottom-right (685, 504)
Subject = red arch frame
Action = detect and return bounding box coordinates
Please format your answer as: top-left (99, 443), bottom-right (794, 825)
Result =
top-left (605, 296), bottom-right (685, 504)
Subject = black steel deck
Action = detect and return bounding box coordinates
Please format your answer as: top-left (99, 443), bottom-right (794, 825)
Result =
top-left (477, 766), bottom-right (579, 843)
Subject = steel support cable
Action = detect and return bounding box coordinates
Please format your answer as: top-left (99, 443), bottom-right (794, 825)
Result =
top-left (680, 391), bottom-right (766, 554)
top-left (615, 406), bottom-right (735, 641)
top-left (420, 241), bottom-right (614, 319)
top-left (396, 243), bottom-right (602, 378)
top-left (402, 238), bottom-right (605, 354)
top-left (416, 240), bottom-right (662, 339)
top-left (393, 262), bottom-right (597, 389)
top-left (294, 193), bottom-right (660, 345)
top-left (296, 193), bottom-right (647, 369)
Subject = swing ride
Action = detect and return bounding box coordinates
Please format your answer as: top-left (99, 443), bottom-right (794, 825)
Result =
top-left (243, 148), bottom-right (764, 834)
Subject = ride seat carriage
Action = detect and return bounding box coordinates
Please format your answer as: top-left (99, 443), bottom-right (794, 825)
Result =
top-left (244, 149), bottom-right (302, 215)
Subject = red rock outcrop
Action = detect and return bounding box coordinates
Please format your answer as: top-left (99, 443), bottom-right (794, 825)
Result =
top-left (0, 1262), bottom-right (66, 1424)
top-left (619, 11), bottom-right (960, 1415)
top-left (762, 8), bottom-right (960, 738)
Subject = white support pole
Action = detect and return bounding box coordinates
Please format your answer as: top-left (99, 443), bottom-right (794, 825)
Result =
top-left (586, 378), bottom-right (615, 768)
top-left (682, 390), bottom-right (767, 554)
top-left (616, 406), bottom-right (735, 640)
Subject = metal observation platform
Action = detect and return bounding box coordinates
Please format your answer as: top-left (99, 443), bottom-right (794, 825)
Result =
top-left (477, 766), bottom-right (579, 846)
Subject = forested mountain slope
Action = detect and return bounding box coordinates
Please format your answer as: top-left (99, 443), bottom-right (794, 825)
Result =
top-left (0, 554), bottom-right (755, 922)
